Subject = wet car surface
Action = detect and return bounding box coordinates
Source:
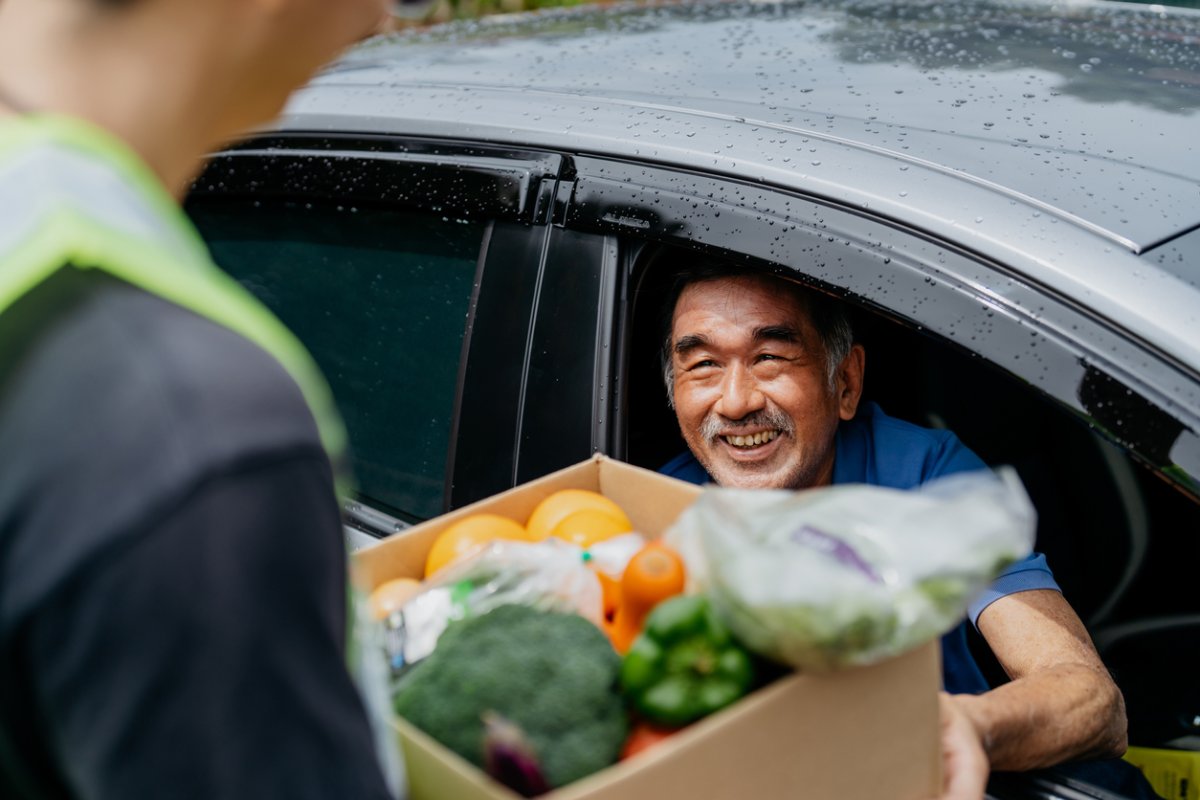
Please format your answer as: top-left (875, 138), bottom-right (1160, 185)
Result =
top-left (186, 1), bottom-right (1200, 796)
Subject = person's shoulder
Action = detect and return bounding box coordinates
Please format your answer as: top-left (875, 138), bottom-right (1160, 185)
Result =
top-left (659, 450), bottom-right (710, 485)
top-left (63, 271), bottom-right (319, 458)
top-left (131, 282), bottom-right (319, 453)
top-left (1, 270), bottom-right (330, 619)
top-left (0, 271), bottom-right (325, 602)
top-left (853, 402), bottom-right (955, 444)
top-left (839, 402), bottom-right (986, 487)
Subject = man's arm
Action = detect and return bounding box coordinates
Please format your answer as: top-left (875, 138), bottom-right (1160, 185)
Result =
top-left (948, 589), bottom-right (1127, 771)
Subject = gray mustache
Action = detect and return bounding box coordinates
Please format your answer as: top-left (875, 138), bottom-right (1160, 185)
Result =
top-left (699, 407), bottom-right (794, 442)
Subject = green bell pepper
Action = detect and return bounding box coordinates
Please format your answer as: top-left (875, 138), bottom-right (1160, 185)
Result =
top-left (619, 594), bottom-right (755, 726)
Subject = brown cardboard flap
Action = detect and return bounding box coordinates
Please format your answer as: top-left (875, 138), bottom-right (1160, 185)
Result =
top-left (354, 456), bottom-right (699, 590)
top-left (597, 456), bottom-right (702, 536)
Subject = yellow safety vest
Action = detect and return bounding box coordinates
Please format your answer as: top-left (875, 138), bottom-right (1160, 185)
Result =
top-left (0, 113), bottom-right (403, 795)
top-left (0, 113), bottom-right (348, 478)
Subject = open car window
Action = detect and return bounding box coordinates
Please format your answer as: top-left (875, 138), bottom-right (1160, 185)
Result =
top-left (597, 154), bottom-right (1200, 755)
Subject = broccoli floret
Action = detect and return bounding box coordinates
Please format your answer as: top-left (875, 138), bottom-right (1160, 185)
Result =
top-left (393, 605), bottom-right (628, 792)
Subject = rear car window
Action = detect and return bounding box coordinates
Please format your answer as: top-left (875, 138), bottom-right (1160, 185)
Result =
top-left (191, 202), bottom-right (482, 521)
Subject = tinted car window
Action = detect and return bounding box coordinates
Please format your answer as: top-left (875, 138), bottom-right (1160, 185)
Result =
top-left (191, 201), bottom-right (483, 521)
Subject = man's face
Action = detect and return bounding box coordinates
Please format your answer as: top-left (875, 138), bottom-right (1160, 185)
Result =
top-left (669, 275), bottom-right (860, 490)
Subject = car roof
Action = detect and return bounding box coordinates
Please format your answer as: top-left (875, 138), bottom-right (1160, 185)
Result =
top-left (296, 0), bottom-right (1200, 245)
top-left (280, 0), bottom-right (1200, 368)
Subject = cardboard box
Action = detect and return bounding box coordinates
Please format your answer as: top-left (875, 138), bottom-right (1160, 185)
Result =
top-left (354, 454), bottom-right (942, 800)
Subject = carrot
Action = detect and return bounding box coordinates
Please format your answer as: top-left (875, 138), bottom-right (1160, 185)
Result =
top-left (620, 721), bottom-right (680, 760)
top-left (608, 542), bottom-right (686, 653)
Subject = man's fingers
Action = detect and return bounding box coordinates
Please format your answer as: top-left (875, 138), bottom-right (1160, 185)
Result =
top-left (937, 693), bottom-right (989, 800)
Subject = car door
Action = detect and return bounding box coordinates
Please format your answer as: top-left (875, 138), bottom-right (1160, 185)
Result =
top-left (552, 155), bottom-right (1200, 798)
top-left (186, 135), bottom-right (581, 546)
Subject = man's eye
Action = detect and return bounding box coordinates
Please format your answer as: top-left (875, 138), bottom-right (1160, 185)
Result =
top-left (687, 359), bottom-right (716, 370)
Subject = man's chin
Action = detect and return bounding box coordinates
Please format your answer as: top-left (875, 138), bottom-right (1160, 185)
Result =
top-left (704, 458), bottom-right (797, 490)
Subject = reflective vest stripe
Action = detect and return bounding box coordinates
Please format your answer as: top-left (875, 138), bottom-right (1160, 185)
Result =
top-left (0, 144), bottom-right (195, 261)
top-left (0, 115), bottom-right (349, 477)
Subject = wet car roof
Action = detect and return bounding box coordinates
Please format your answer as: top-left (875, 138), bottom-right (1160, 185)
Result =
top-left (280, 0), bottom-right (1200, 368)
top-left (299, 0), bottom-right (1200, 249)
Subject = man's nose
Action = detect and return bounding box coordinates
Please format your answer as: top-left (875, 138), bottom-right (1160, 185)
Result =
top-left (715, 363), bottom-right (766, 420)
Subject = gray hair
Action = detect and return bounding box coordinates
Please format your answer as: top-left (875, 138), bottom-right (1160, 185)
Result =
top-left (659, 265), bottom-right (854, 409)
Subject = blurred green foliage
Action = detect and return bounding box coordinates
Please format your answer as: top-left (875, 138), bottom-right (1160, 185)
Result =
top-left (389, 0), bottom-right (1200, 27)
top-left (391, 0), bottom-right (595, 27)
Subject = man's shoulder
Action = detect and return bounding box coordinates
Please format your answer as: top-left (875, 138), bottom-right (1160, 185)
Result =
top-left (659, 450), bottom-right (711, 485)
top-left (836, 402), bottom-right (987, 488)
top-left (849, 401), bottom-right (958, 444)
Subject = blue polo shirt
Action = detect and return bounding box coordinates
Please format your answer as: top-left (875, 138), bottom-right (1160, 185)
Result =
top-left (660, 401), bottom-right (1059, 694)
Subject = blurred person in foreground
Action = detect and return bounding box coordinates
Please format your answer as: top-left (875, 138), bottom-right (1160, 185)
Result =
top-left (657, 256), bottom-right (1143, 800)
top-left (0, 0), bottom-right (399, 798)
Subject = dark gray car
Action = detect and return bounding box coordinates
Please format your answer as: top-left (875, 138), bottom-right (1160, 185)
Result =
top-left (187, 1), bottom-right (1200, 797)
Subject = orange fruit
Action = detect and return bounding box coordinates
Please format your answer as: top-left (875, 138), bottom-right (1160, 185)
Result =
top-left (526, 489), bottom-right (632, 541)
top-left (367, 577), bottom-right (423, 621)
top-left (548, 508), bottom-right (632, 549)
top-left (424, 513), bottom-right (529, 577)
top-left (609, 542), bottom-right (687, 653)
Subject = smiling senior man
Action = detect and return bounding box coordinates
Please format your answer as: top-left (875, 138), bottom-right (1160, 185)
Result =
top-left (657, 257), bottom-right (1132, 799)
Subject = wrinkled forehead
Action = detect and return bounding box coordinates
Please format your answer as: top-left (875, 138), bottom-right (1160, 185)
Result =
top-left (670, 274), bottom-right (815, 339)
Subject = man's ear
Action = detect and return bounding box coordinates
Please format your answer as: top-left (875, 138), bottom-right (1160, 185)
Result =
top-left (836, 344), bottom-right (866, 421)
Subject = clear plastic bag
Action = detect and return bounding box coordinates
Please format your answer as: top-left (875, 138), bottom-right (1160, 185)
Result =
top-left (381, 538), bottom-right (607, 672)
top-left (664, 467), bottom-right (1036, 670)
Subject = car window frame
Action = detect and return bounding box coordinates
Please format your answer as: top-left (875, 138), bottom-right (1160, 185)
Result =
top-left (561, 155), bottom-right (1200, 499)
top-left (188, 136), bottom-right (568, 536)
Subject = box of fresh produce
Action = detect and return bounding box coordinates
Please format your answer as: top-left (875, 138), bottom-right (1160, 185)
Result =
top-left (353, 455), bottom-right (942, 800)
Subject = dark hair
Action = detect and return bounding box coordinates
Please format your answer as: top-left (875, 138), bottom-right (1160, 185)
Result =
top-left (656, 251), bottom-right (854, 407)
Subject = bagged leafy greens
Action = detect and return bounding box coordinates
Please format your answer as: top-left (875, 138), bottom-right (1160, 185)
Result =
top-left (664, 467), bottom-right (1035, 670)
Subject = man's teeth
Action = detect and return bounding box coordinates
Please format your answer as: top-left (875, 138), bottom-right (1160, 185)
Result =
top-left (723, 430), bottom-right (780, 448)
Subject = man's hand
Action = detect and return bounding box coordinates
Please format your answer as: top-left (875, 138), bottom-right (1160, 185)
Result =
top-left (937, 693), bottom-right (989, 800)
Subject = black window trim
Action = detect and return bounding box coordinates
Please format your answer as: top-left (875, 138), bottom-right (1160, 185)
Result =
top-left (192, 133), bottom-right (566, 225)
top-left (189, 135), bottom-right (572, 535)
top-left (562, 155), bottom-right (1200, 497)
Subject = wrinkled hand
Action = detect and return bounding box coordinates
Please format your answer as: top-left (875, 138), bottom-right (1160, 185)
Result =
top-left (936, 693), bottom-right (989, 800)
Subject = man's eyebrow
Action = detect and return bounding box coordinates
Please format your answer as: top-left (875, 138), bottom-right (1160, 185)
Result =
top-left (673, 333), bottom-right (710, 355)
top-left (753, 325), bottom-right (801, 344)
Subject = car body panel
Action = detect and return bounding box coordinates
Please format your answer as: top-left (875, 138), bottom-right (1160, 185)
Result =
top-left (329, 0), bottom-right (1200, 247)
top-left (280, 0), bottom-right (1200, 395)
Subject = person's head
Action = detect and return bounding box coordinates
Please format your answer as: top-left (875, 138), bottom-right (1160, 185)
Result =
top-left (0, 0), bottom-right (390, 152)
top-left (660, 255), bottom-right (865, 490)
top-left (160, 0), bottom-right (391, 136)
top-left (212, 0), bottom-right (392, 134)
